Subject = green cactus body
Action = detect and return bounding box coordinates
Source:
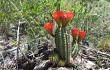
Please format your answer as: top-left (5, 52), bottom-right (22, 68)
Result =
top-left (71, 42), bottom-right (80, 60)
top-left (65, 31), bottom-right (70, 63)
top-left (55, 27), bottom-right (70, 63)
top-left (44, 11), bottom-right (84, 66)
top-left (49, 52), bottom-right (59, 63)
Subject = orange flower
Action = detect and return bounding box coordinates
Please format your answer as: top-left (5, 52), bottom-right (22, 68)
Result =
top-left (44, 22), bottom-right (53, 33)
top-left (71, 28), bottom-right (78, 42)
top-left (78, 31), bottom-right (86, 43)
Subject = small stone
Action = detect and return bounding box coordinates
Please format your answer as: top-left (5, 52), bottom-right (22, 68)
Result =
top-left (48, 67), bottom-right (73, 70)
top-left (85, 61), bottom-right (95, 69)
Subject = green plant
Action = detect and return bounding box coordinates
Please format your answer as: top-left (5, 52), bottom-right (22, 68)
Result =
top-left (44, 11), bottom-right (86, 66)
top-left (97, 35), bottom-right (110, 52)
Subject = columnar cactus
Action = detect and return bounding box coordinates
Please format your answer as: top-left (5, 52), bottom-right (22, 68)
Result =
top-left (44, 11), bottom-right (86, 66)
top-left (55, 27), bottom-right (69, 63)
top-left (52, 11), bottom-right (73, 64)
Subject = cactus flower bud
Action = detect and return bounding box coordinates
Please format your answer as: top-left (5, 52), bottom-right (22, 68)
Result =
top-left (71, 28), bottom-right (78, 42)
top-left (78, 30), bottom-right (86, 43)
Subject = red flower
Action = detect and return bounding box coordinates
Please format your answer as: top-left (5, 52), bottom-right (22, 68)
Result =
top-left (64, 12), bottom-right (74, 20)
top-left (71, 28), bottom-right (78, 37)
top-left (52, 11), bottom-right (74, 27)
top-left (78, 31), bottom-right (86, 43)
top-left (52, 11), bottom-right (64, 26)
top-left (62, 12), bottom-right (74, 27)
top-left (44, 22), bottom-right (53, 33)
top-left (52, 11), bottom-right (64, 20)
top-left (71, 28), bottom-right (78, 42)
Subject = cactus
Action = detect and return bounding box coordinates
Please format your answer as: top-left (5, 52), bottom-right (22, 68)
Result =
top-left (55, 27), bottom-right (70, 63)
top-left (44, 11), bottom-right (86, 66)
top-left (71, 42), bottom-right (79, 60)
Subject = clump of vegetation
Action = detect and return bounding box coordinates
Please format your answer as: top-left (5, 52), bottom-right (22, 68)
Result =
top-left (44, 11), bottom-right (86, 66)
top-left (0, 0), bottom-right (110, 70)
top-left (97, 35), bottom-right (110, 52)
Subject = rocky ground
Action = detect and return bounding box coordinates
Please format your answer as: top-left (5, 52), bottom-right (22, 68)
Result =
top-left (0, 34), bottom-right (110, 70)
